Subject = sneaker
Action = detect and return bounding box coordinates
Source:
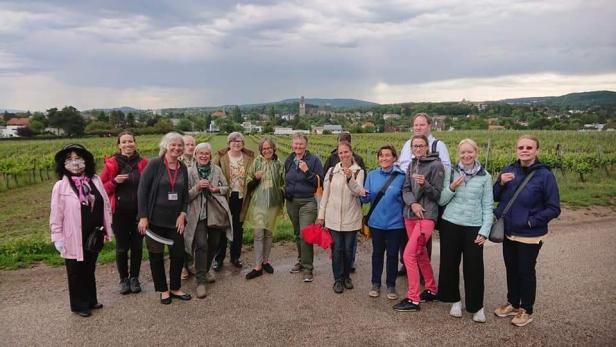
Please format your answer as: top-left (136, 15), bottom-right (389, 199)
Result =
top-left (290, 262), bottom-right (303, 273)
top-left (303, 271), bottom-right (314, 282)
top-left (196, 284), bottom-right (207, 299)
top-left (119, 278), bottom-right (130, 295)
top-left (368, 284), bottom-right (380, 298)
top-left (205, 271), bottom-right (216, 283)
top-left (419, 290), bottom-right (438, 302)
top-left (343, 278), bottom-right (354, 290)
top-left (231, 259), bottom-right (243, 268)
top-left (449, 301), bottom-right (463, 318)
top-left (386, 287), bottom-right (398, 300)
top-left (263, 263), bottom-right (274, 274)
top-left (129, 277), bottom-right (141, 293)
top-left (511, 309), bottom-right (533, 327)
top-left (494, 303), bottom-right (520, 317)
top-left (473, 308), bottom-right (486, 323)
top-left (245, 269), bottom-right (263, 280)
top-left (397, 266), bottom-right (407, 277)
top-left (393, 298), bottom-right (420, 312)
top-left (333, 281), bottom-right (344, 294)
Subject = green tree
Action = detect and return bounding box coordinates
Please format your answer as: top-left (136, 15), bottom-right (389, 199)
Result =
top-left (232, 106), bottom-right (242, 123)
top-left (109, 110), bottom-right (126, 128)
top-left (29, 120), bottom-right (45, 134)
top-left (48, 106), bottom-right (85, 136)
top-left (177, 118), bottom-right (193, 132)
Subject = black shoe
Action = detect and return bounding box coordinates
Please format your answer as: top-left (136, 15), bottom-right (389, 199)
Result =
top-left (350, 267), bottom-right (356, 273)
top-left (231, 259), bottom-right (243, 268)
top-left (129, 277), bottom-right (141, 293)
top-left (75, 310), bottom-right (91, 317)
top-left (246, 269), bottom-right (263, 280)
top-left (344, 278), bottom-right (354, 289)
top-left (160, 293), bottom-right (172, 305)
top-left (393, 298), bottom-right (420, 312)
top-left (262, 263), bottom-right (274, 274)
top-left (333, 281), bottom-right (344, 294)
top-left (170, 292), bottom-right (192, 301)
top-left (397, 266), bottom-right (407, 277)
top-left (90, 303), bottom-right (103, 310)
top-left (119, 278), bottom-right (131, 295)
top-left (419, 290), bottom-right (438, 302)
top-left (213, 260), bottom-right (223, 272)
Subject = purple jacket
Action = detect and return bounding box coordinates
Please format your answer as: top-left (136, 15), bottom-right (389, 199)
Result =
top-left (49, 175), bottom-right (113, 261)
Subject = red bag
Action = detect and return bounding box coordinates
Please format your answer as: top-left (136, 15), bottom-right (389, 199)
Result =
top-left (301, 224), bottom-right (333, 250)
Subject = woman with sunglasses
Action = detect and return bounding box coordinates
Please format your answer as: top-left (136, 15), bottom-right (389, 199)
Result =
top-left (493, 135), bottom-right (560, 327)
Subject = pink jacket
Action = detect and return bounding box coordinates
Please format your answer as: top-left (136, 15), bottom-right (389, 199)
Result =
top-left (49, 175), bottom-right (113, 261)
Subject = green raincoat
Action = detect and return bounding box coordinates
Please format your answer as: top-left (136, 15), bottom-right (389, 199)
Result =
top-left (245, 155), bottom-right (285, 231)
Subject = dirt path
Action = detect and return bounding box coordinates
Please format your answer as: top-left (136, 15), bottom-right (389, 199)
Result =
top-left (1, 211), bottom-right (615, 346)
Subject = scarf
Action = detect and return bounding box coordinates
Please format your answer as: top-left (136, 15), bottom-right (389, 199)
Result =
top-left (71, 176), bottom-right (95, 208)
top-left (457, 161), bottom-right (482, 183)
top-left (197, 164), bottom-right (212, 198)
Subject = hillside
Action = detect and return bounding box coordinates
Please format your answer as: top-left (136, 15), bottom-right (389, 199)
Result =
top-left (500, 90), bottom-right (616, 107)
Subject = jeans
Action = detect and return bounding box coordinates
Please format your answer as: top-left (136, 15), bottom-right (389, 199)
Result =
top-left (146, 225), bottom-right (185, 292)
top-left (65, 250), bottom-right (99, 312)
top-left (371, 227), bottom-right (403, 288)
top-left (253, 228), bottom-right (273, 266)
top-left (503, 237), bottom-right (542, 314)
top-left (113, 211), bottom-right (143, 280)
top-left (403, 219), bottom-right (437, 302)
top-left (215, 192), bottom-right (243, 262)
top-left (194, 220), bottom-right (223, 284)
top-left (286, 197), bottom-right (317, 271)
top-left (330, 230), bottom-right (357, 281)
top-left (437, 219), bottom-right (484, 313)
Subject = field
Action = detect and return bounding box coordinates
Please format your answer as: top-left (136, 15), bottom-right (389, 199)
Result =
top-left (0, 131), bottom-right (615, 269)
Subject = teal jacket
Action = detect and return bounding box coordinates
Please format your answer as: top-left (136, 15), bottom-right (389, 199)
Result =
top-left (439, 165), bottom-right (494, 237)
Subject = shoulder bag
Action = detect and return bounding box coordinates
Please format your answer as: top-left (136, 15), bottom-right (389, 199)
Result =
top-left (360, 172), bottom-right (399, 238)
top-left (489, 170), bottom-right (536, 243)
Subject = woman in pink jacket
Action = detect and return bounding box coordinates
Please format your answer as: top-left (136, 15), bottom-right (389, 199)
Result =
top-left (50, 144), bottom-right (113, 318)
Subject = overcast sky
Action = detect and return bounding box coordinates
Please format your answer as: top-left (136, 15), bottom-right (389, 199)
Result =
top-left (1, 0), bottom-right (615, 111)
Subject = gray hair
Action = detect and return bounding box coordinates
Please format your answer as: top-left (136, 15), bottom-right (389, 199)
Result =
top-left (292, 132), bottom-right (308, 144)
top-left (227, 132), bottom-right (245, 144)
top-left (159, 132), bottom-right (184, 156)
top-left (258, 137), bottom-right (277, 154)
top-left (194, 142), bottom-right (212, 156)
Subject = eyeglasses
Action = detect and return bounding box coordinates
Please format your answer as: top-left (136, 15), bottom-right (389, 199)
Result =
top-left (412, 144), bottom-right (427, 149)
top-left (517, 146), bottom-right (534, 150)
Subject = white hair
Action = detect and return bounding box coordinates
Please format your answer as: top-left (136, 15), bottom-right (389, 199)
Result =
top-left (194, 142), bottom-right (212, 157)
top-left (159, 132), bottom-right (184, 156)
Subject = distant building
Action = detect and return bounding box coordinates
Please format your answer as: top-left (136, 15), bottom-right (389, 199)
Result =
top-left (274, 127), bottom-right (295, 135)
top-left (488, 125), bottom-right (506, 130)
top-left (45, 127), bottom-right (65, 136)
top-left (3, 117), bottom-right (30, 137)
top-left (383, 113), bottom-right (400, 120)
top-left (384, 125), bottom-right (401, 133)
top-left (208, 120), bottom-right (220, 133)
top-left (242, 122), bottom-right (262, 133)
top-left (299, 96), bottom-right (305, 117)
top-left (583, 123), bottom-right (606, 130)
top-left (212, 110), bottom-right (226, 118)
top-left (432, 115), bottom-right (448, 131)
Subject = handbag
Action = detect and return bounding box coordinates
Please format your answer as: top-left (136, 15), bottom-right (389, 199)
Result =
top-left (85, 226), bottom-right (105, 253)
top-left (360, 171), bottom-right (400, 239)
top-left (207, 197), bottom-right (231, 229)
top-left (489, 170), bottom-right (536, 243)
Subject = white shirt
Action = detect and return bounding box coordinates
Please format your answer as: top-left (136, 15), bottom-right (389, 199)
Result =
top-left (398, 134), bottom-right (451, 172)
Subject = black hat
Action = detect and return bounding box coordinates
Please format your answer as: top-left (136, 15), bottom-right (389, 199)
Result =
top-left (54, 144), bottom-right (94, 165)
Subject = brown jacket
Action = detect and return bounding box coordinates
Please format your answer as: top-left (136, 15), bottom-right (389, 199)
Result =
top-left (214, 147), bottom-right (255, 222)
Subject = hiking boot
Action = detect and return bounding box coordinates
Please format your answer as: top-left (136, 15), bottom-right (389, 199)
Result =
top-left (343, 278), bottom-right (354, 290)
top-left (450, 301), bottom-right (463, 318)
top-left (196, 284), bottom-right (207, 299)
top-left (205, 271), bottom-right (216, 283)
top-left (129, 277), bottom-right (141, 293)
top-left (263, 263), bottom-right (274, 274)
top-left (511, 309), bottom-right (533, 327)
top-left (386, 287), bottom-right (398, 300)
top-left (419, 290), bottom-right (438, 302)
top-left (473, 308), bottom-right (486, 323)
top-left (119, 278), bottom-right (130, 295)
top-left (368, 284), bottom-right (380, 298)
top-left (246, 269), bottom-right (263, 280)
top-left (494, 303), bottom-right (520, 317)
top-left (290, 262), bottom-right (303, 273)
top-left (333, 281), bottom-right (344, 294)
top-left (303, 271), bottom-right (314, 282)
top-left (393, 298), bottom-right (420, 312)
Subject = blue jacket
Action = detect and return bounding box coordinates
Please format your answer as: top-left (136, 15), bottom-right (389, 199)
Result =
top-left (360, 166), bottom-right (405, 230)
top-left (493, 160), bottom-right (561, 237)
top-left (284, 150), bottom-right (324, 199)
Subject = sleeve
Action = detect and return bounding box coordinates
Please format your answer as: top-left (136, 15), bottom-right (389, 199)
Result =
top-left (529, 172), bottom-right (561, 228)
top-left (421, 163), bottom-right (444, 201)
top-left (402, 172), bottom-right (418, 205)
top-left (398, 140), bottom-right (412, 172)
top-left (214, 167), bottom-right (229, 196)
top-left (437, 141), bottom-right (452, 169)
top-left (360, 171), bottom-right (373, 204)
top-left (317, 168), bottom-right (333, 220)
top-left (180, 166), bottom-right (190, 215)
top-left (137, 161), bottom-right (155, 219)
top-left (492, 167), bottom-right (510, 202)
top-left (305, 155), bottom-right (324, 187)
top-left (100, 158), bottom-right (117, 195)
top-left (478, 174), bottom-right (495, 238)
top-left (439, 168), bottom-right (455, 206)
top-left (188, 169), bottom-right (201, 201)
top-left (245, 159), bottom-right (260, 192)
top-left (323, 154), bottom-right (333, 177)
top-left (49, 182), bottom-right (65, 242)
top-left (347, 169), bottom-right (365, 196)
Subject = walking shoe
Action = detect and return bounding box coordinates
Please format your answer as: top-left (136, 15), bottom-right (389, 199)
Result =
top-left (303, 271), bottom-right (314, 282)
top-left (449, 301), bottom-right (463, 318)
top-left (511, 309), bottom-right (533, 327)
top-left (344, 278), bottom-right (354, 289)
top-left (419, 290), bottom-right (438, 302)
top-left (386, 287), bottom-right (398, 300)
top-left (368, 284), bottom-right (380, 298)
top-left (196, 284), bottom-right (207, 299)
top-left (263, 263), bottom-right (274, 274)
top-left (231, 258), bottom-right (243, 268)
top-left (393, 298), bottom-right (420, 312)
top-left (119, 278), bottom-right (130, 295)
top-left (494, 303), bottom-right (520, 317)
top-left (473, 308), bottom-right (486, 323)
top-left (246, 269), bottom-right (263, 280)
top-left (75, 310), bottom-right (92, 317)
top-left (205, 271), bottom-right (216, 283)
top-left (333, 281), bottom-right (344, 294)
top-left (213, 260), bottom-right (223, 272)
top-left (129, 277), bottom-right (141, 293)
top-left (290, 262), bottom-right (303, 273)
top-left (397, 265), bottom-right (407, 277)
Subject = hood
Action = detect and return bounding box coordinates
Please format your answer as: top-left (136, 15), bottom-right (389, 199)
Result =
top-left (414, 152), bottom-right (441, 163)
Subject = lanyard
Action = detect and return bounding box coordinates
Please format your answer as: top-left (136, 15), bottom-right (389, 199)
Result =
top-left (164, 159), bottom-right (179, 192)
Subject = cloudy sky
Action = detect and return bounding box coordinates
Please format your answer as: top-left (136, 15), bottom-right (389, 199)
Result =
top-left (1, 0), bottom-right (615, 110)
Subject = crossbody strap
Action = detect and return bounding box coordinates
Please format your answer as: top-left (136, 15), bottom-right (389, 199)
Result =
top-left (500, 170), bottom-right (536, 216)
top-left (365, 172), bottom-right (399, 221)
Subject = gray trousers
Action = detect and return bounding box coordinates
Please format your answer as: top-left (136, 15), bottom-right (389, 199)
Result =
top-left (194, 220), bottom-right (222, 284)
top-left (253, 228), bottom-right (273, 266)
top-left (286, 197), bottom-right (317, 271)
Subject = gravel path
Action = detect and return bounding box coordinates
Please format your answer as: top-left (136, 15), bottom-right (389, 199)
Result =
top-left (1, 215), bottom-right (615, 346)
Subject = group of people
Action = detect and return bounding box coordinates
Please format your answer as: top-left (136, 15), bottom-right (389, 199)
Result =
top-left (49, 112), bottom-right (561, 328)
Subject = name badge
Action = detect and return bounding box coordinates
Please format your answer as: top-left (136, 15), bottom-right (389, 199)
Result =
top-left (168, 192), bottom-right (178, 201)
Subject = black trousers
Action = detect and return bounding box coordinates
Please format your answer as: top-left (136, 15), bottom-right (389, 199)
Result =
top-left (503, 237), bottom-right (542, 314)
top-left (215, 192), bottom-right (243, 262)
top-left (65, 250), bottom-right (99, 312)
top-left (437, 220), bottom-right (484, 313)
top-left (113, 211), bottom-right (143, 280)
top-left (146, 225), bottom-right (185, 292)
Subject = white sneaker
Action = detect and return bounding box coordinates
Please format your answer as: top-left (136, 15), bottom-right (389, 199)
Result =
top-left (449, 301), bottom-right (462, 318)
top-left (473, 308), bottom-right (486, 323)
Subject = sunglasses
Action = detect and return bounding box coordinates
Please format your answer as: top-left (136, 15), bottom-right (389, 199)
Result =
top-left (517, 146), bottom-right (534, 150)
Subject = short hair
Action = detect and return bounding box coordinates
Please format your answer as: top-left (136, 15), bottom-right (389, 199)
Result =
top-left (258, 137), bottom-right (277, 155)
top-left (458, 138), bottom-right (479, 153)
top-left (227, 132), bottom-right (244, 144)
top-left (116, 130), bottom-right (135, 145)
top-left (338, 132), bottom-right (352, 143)
top-left (517, 135), bottom-right (540, 149)
top-left (194, 142), bottom-right (212, 157)
top-left (292, 132), bottom-right (308, 144)
top-left (337, 141), bottom-right (353, 153)
top-left (377, 144), bottom-right (397, 159)
top-left (159, 132), bottom-right (184, 157)
top-left (413, 112), bottom-right (432, 125)
top-left (183, 135), bottom-right (195, 144)
top-left (411, 135), bottom-right (430, 153)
